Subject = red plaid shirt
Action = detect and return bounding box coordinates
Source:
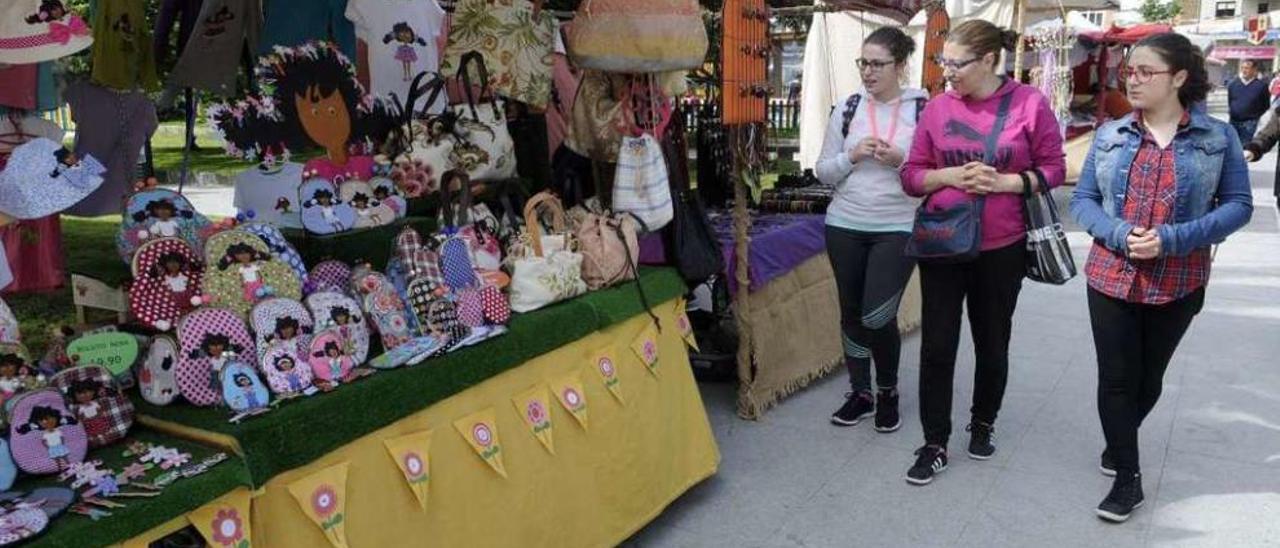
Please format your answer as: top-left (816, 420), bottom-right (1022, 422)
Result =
top-left (1085, 112), bottom-right (1210, 305)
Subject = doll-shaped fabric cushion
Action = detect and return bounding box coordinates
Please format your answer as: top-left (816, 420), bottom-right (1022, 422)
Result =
top-left (220, 361), bottom-right (271, 414)
top-left (0, 298), bottom-right (18, 344)
top-left (203, 229), bottom-right (303, 318)
top-left (117, 189), bottom-right (212, 264)
top-left (250, 298), bottom-right (314, 364)
top-left (260, 344), bottom-right (315, 397)
top-left (241, 222), bottom-right (309, 285)
top-left (369, 177), bottom-right (407, 219)
top-left (307, 329), bottom-right (358, 388)
top-left (0, 344), bottom-right (41, 409)
top-left (305, 292), bottom-right (370, 364)
top-left (139, 336), bottom-right (180, 406)
top-left (352, 272), bottom-right (415, 350)
top-left (307, 261), bottom-right (354, 297)
top-left (339, 180), bottom-right (396, 229)
top-left (175, 308), bottom-right (257, 407)
top-left (50, 365), bottom-right (134, 448)
top-left (300, 179), bottom-right (356, 235)
top-left (128, 238), bottom-right (205, 332)
top-left (0, 139), bottom-right (104, 221)
top-left (7, 389), bottom-right (87, 475)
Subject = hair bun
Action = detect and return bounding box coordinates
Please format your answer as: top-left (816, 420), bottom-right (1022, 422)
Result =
top-left (1001, 29), bottom-right (1020, 52)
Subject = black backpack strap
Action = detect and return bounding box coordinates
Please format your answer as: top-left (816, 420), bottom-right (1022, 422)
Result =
top-left (840, 93), bottom-right (862, 139)
top-left (914, 97), bottom-right (927, 123)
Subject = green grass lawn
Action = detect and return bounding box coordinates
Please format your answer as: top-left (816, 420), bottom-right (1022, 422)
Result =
top-left (149, 121), bottom-right (319, 183)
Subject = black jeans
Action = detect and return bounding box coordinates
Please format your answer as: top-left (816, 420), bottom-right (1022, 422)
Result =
top-left (919, 241), bottom-right (1025, 446)
top-left (825, 226), bottom-right (916, 394)
top-left (1089, 287), bottom-right (1203, 476)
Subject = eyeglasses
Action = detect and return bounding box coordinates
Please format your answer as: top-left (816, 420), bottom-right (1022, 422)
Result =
top-left (933, 55), bottom-right (981, 71)
top-left (856, 58), bottom-right (897, 72)
top-left (1119, 66), bottom-right (1173, 84)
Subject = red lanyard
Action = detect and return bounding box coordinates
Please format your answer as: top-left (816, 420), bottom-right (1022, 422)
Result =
top-left (866, 98), bottom-right (903, 143)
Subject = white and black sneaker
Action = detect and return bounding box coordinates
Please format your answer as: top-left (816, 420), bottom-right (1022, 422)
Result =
top-left (905, 445), bottom-right (948, 485)
top-left (874, 388), bottom-right (901, 433)
top-left (1097, 473), bottom-right (1144, 523)
top-left (966, 422), bottom-right (996, 460)
top-left (1100, 450), bottom-right (1117, 477)
top-left (831, 392), bottom-right (875, 426)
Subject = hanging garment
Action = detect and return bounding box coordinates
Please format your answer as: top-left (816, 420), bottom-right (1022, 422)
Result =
top-left (346, 0), bottom-right (446, 114)
top-left (154, 0), bottom-right (206, 67)
top-left (168, 0), bottom-right (261, 95)
top-left (259, 0), bottom-right (355, 58)
top-left (91, 0), bottom-right (160, 90)
top-left (0, 65), bottom-right (37, 110)
top-left (63, 81), bottom-right (159, 216)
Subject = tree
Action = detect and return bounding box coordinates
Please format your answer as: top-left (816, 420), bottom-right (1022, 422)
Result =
top-left (1139, 0), bottom-right (1183, 22)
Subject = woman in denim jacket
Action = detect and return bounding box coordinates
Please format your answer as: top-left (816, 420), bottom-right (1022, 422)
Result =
top-left (1071, 33), bottom-right (1253, 524)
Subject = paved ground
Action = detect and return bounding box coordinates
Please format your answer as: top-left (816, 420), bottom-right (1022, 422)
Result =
top-left (624, 146), bottom-right (1280, 545)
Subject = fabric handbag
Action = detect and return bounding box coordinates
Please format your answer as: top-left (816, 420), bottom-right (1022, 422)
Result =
top-left (1022, 170), bottom-right (1077, 285)
top-left (573, 206), bottom-right (641, 290)
top-left (175, 307), bottom-right (257, 407)
top-left (395, 226), bottom-right (445, 292)
top-left (447, 53), bottom-right (518, 182)
top-left (663, 107), bottom-right (724, 284)
top-left (128, 238), bottom-right (205, 332)
top-left (613, 134), bottom-right (673, 232)
top-left (50, 364), bottom-right (135, 448)
top-left (508, 192), bottom-right (588, 313)
top-left (440, 0), bottom-right (556, 109)
top-left (905, 93), bottom-right (1014, 263)
top-left (7, 389), bottom-right (88, 475)
top-left (564, 70), bottom-right (628, 163)
top-left (437, 174), bottom-right (481, 291)
top-left (565, 0), bottom-right (709, 73)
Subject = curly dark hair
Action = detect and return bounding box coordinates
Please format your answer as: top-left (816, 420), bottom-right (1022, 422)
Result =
top-left (217, 242), bottom-right (271, 271)
top-left (210, 41), bottom-right (401, 161)
top-left (1131, 33), bottom-right (1211, 108)
top-left (865, 27), bottom-right (916, 65)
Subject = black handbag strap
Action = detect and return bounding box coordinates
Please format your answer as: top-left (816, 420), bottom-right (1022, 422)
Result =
top-left (456, 50), bottom-right (500, 122)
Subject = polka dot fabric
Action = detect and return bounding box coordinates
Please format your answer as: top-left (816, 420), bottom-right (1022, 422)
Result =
top-left (440, 237), bottom-right (479, 291)
top-left (7, 389), bottom-right (88, 475)
top-left (308, 261), bottom-right (353, 297)
top-left (203, 229), bottom-right (303, 318)
top-left (260, 345), bottom-right (313, 396)
top-left (304, 292), bottom-right (370, 364)
top-left (176, 308), bottom-right (257, 407)
top-left (128, 238), bottom-right (204, 331)
top-left (242, 222), bottom-right (309, 285)
top-left (249, 298), bottom-right (314, 363)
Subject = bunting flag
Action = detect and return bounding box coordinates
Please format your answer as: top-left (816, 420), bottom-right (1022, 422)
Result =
top-left (674, 299), bottom-right (700, 351)
top-left (453, 408), bottom-right (508, 478)
top-left (590, 345), bottom-right (625, 404)
top-left (552, 373), bottom-right (589, 431)
top-left (631, 324), bottom-right (661, 377)
top-left (287, 462), bottom-right (351, 548)
top-left (512, 385), bottom-right (555, 454)
top-left (383, 430), bottom-right (433, 512)
top-left (188, 488), bottom-right (253, 548)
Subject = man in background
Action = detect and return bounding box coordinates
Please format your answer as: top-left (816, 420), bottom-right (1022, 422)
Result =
top-left (1228, 60), bottom-right (1271, 143)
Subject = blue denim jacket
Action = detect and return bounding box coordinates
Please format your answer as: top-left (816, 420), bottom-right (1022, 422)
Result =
top-left (1070, 110), bottom-right (1254, 257)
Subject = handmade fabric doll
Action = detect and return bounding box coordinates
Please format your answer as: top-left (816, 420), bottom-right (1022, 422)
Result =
top-left (0, 139), bottom-right (104, 222)
top-left (15, 407), bottom-right (78, 470)
top-left (132, 199), bottom-right (194, 240)
top-left (217, 243), bottom-right (273, 302)
top-left (189, 333), bottom-right (243, 395)
top-left (66, 379), bottom-right (110, 442)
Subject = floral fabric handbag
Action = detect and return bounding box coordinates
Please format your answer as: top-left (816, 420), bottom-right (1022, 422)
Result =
top-left (440, 0), bottom-right (556, 109)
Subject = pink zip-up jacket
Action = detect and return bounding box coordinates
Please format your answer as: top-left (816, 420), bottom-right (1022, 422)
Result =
top-left (901, 79), bottom-right (1066, 251)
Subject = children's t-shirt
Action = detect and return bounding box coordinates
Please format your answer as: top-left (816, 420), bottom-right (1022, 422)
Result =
top-left (345, 0), bottom-right (446, 114)
top-left (91, 0), bottom-right (160, 90)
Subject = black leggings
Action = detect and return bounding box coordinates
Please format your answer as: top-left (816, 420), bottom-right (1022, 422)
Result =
top-left (1089, 287), bottom-right (1203, 476)
top-left (918, 241), bottom-right (1025, 446)
top-left (825, 226), bottom-right (916, 394)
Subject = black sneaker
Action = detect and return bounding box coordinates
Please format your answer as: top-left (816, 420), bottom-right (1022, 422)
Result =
top-left (966, 422), bottom-right (996, 460)
top-left (831, 392), bottom-right (875, 426)
top-left (1100, 450), bottom-right (1117, 477)
top-left (905, 445), bottom-right (948, 485)
top-left (1097, 473), bottom-right (1144, 523)
top-left (874, 389), bottom-right (900, 432)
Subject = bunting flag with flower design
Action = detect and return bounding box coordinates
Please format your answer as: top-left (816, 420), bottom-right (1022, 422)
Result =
top-left (453, 408), bottom-right (508, 478)
top-left (674, 299), bottom-right (700, 351)
top-left (287, 462), bottom-right (351, 548)
top-left (188, 488), bottom-right (253, 548)
top-left (631, 325), bottom-right (661, 377)
top-left (383, 430), bottom-right (433, 512)
top-left (590, 345), bottom-right (625, 404)
top-left (551, 373), bottom-right (589, 431)
top-left (512, 385), bottom-right (555, 454)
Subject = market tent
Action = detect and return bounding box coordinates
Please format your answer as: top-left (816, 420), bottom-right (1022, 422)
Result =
top-left (797, 0), bottom-right (1117, 169)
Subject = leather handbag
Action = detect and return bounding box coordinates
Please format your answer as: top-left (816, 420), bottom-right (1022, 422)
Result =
top-left (663, 106), bottom-right (724, 284)
top-left (905, 93), bottom-right (1014, 263)
top-left (572, 202), bottom-right (641, 290)
top-left (566, 0), bottom-right (709, 73)
top-left (507, 192), bottom-right (587, 313)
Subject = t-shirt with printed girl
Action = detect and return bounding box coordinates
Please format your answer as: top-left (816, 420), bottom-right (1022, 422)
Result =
top-left (346, 0), bottom-right (447, 114)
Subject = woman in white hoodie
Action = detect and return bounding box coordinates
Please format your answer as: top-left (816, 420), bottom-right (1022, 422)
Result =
top-left (815, 26), bottom-right (926, 431)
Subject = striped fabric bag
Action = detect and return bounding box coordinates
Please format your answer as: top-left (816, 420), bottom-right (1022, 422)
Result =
top-left (611, 134), bottom-right (671, 232)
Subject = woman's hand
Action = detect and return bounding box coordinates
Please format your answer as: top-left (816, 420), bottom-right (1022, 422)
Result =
top-left (1244, 149), bottom-right (1257, 162)
top-left (1126, 227), bottom-right (1162, 260)
top-left (872, 139), bottom-right (905, 168)
top-left (848, 138), bottom-right (880, 164)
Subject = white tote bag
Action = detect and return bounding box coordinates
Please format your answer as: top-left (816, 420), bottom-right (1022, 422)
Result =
top-left (612, 134), bottom-right (672, 232)
top-left (507, 192), bottom-right (587, 313)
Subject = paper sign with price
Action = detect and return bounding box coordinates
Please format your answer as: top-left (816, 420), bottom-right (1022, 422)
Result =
top-left (66, 332), bottom-right (139, 377)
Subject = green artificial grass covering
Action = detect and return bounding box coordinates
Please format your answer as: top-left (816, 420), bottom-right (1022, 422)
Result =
top-left (282, 217), bottom-right (439, 270)
top-left (132, 267), bottom-right (686, 485)
top-left (11, 427), bottom-right (251, 548)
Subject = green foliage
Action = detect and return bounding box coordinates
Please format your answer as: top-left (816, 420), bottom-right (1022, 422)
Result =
top-left (1139, 0), bottom-right (1182, 22)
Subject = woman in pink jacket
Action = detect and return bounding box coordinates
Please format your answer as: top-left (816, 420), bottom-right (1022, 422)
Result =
top-left (899, 20), bottom-right (1066, 486)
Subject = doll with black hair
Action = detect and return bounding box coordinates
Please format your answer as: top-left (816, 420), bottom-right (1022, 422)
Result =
top-left (231, 373), bottom-right (264, 409)
top-left (310, 339), bottom-right (356, 391)
top-left (67, 379), bottom-right (110, 441)
top-left (16, 406), bottom-right (78, 469)
top-left (304, 189), bottom-right (347, 232)
top-left (265, 316), bottom-right (310, 357)
top-left (210, 41), bottom-right (399, 183)
top-left (349, 192), bottom-right (387, 227)
top-left (132, 199), bottom-right (195, 240)
top-left (24, 0), bottom-right (67, 24)
top-left (0, 352), bottom-right (35, 402)
top-left (217, 243), bottom-right (273, 302)
top-left (328, 306), bottom-right (362, 356)
top-left (189, 333), bottom-right (243, 394)
top-left (383, 22), bottom-right (429, 82)
top-left (155, 251), bottom-right (195, 295)
top-left (49, 147), bottom-right (79, 178)
top-left (272, 355), bottom-right (311, 395)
